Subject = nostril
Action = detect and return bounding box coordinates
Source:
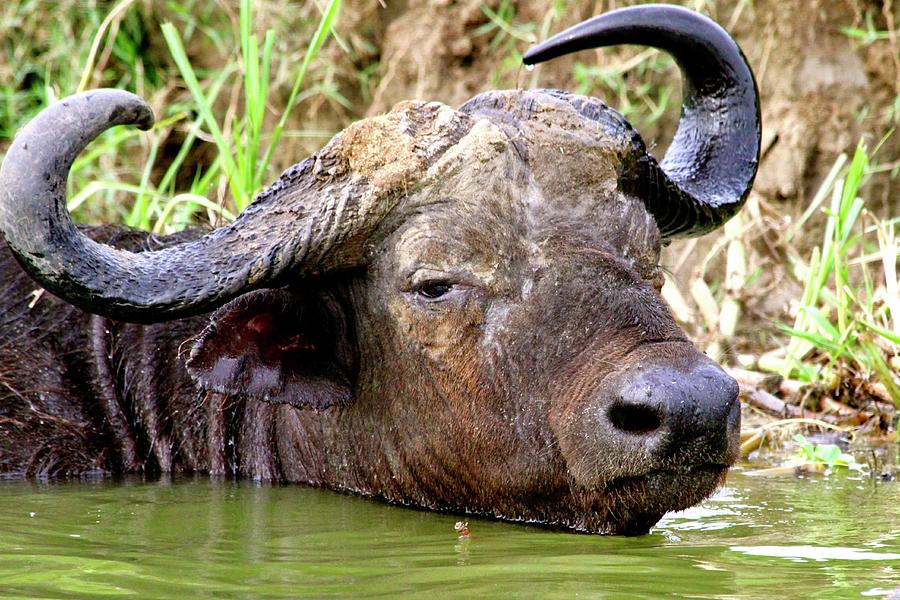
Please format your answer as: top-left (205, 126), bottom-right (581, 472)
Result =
top-left (608, 401), bottom-right (663, 435)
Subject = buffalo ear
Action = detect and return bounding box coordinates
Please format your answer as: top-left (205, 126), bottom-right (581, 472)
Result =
top-left (186, 288), bottom-right (355, 410)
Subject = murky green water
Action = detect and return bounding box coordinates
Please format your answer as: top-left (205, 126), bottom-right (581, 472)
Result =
top-left (1, 467), bottom-right (898, 599)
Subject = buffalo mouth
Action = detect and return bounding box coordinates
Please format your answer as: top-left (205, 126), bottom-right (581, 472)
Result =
top-left (597, 463), bottom-right (730, 536)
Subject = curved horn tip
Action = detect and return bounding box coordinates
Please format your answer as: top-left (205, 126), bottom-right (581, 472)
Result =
top-left (68, 88), bottom-right (155, 131)
top-left (0, 88), bottom-right (159, 320)
top-left (521, 4), bottom-right (760, 239)
top-left (522, 5), bottom-right (730, 66)
top-left (0, 87), bottom-right (300, 324)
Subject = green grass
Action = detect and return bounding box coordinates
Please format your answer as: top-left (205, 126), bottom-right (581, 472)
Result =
top-left (162, 0), bottom-right (341, 212)
top-left (841, 5), bottom-right (900, 127)
top-left (1, 1), bottom-right (103, 138)
top-left (842, 11), bottom-right (896, 44)
top-left (473, 0), bottom-right (543, 89)
top-left (475, 0), bottom-right (537, 49)
top-left (571, 50), bottom-right (675, 130)
top-left (776, 140), bottom-right (900, 406)
top-left (1, 0), bottom-right (341, 233)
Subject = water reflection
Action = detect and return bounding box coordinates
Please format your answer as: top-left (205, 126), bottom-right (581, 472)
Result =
top-left (0, 472), bottom-right (897, 598)
top-left (730, 545), bottom-right (900, 561)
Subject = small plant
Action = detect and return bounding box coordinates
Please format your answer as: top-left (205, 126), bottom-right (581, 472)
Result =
top-left (841, 12), bottom-right (895, 45)
top-left (841, 8), bottom-right (900, 127)
top-left (775, 139), bottom-right (900, 407)
top-left (2, 1), bottom-right (342, 233)
top-left (161, 0), bottom-right (341, 212)
top-left (475, 0), bottom-right (536, 49)
top-left (571, 51), bottom-right (675, 130)
top-left (1, 1), bottom-right (104, 139)
top-left (792, 434), bottom-right (866, 474)
top-left (563, 0), bottom-right (751, 131)
top-left (474, 0), bottom-right (541, 88)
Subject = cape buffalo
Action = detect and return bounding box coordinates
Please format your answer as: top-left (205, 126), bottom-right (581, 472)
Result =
top-left (0, 5), bottom-right (759, 534)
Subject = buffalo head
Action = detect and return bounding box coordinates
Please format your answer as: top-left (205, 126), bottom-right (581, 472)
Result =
top-left (0, 5), bottom-right (759, 534)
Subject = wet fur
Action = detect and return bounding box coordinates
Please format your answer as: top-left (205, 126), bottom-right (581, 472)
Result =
top-left (0, 90), bottom-right (739, 534)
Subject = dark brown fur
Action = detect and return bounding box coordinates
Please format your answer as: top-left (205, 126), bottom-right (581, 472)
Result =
top-left (0, 91), bottom-right (739, 534)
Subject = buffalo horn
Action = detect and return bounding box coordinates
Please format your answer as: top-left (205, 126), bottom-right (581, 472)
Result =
top-left (523, 4), bottom-right (761, 238)
top-left (0, 90), bottom-right (356, 322)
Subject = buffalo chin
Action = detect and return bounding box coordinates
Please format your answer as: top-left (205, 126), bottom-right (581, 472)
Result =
top-left (440, 464), bottom-right (730, 536)
top-left (594, 464), bottom-right (729, 535)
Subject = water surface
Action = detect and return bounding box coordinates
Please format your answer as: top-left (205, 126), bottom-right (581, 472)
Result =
top-left (1, 467), bottom-right (898, 599)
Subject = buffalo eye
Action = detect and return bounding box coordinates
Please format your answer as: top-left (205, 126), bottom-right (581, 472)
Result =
top-left (414, 281), bottom-right (454, 300)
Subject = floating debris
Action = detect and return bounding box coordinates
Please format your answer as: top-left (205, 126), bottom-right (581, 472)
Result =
top-left (454, 521), bottom-right (470, 538)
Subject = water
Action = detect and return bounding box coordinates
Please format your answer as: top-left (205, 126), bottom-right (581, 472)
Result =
top-left (0, 468), bottom-right (898, 599)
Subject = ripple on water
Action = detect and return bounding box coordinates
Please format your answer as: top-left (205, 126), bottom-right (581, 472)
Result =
top-left (0, 472), bottom-right (897, 598)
